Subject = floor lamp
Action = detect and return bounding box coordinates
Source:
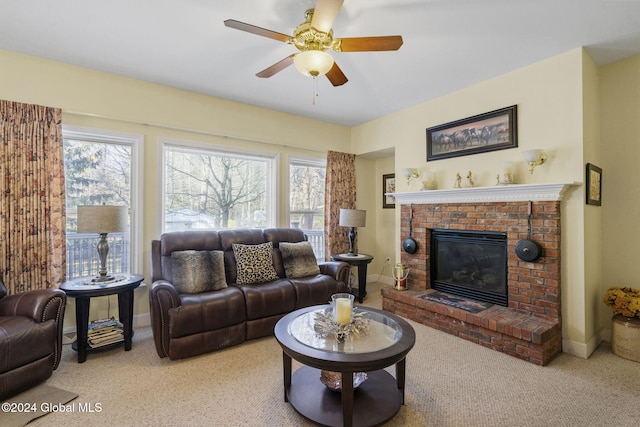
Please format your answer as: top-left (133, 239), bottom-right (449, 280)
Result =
top-left (339, 209), bottom-right (366, 256)
top-left (77, 205), bottom-right (128, 283)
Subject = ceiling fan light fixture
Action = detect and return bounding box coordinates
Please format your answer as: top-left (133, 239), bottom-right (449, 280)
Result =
top-left (293, 50), bottom-right (334, 77)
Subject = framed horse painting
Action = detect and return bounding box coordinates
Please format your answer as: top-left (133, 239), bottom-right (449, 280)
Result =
top-left (426, 105), bottom-right (518, 161)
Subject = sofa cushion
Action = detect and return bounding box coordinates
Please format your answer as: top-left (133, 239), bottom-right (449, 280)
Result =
top-left (238, 279), bottom-right (296, 320)
top-left (169, 287), bottom-right (246, 337)
top-left (280, 241), bottom-right (321, 278)
top-left (232, 242), bottom-right (279, 285)
top-left (171, 250), bottom-right (227, 293)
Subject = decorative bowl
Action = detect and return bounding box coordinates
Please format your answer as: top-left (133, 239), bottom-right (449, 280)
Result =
top-left (320, 370), bottom-right (368, 392)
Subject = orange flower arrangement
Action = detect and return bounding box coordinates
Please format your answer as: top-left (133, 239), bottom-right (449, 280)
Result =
top-left (603, 287), bottom-right (640, 318)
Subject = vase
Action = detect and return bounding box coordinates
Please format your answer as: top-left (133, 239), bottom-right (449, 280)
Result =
top-left (611, 314), bottom-right (640, 363)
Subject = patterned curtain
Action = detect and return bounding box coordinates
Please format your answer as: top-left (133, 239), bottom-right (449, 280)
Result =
top-left (324, 151), bottom-right (356, 260)
top-left (0, 100), bottom-right (66, 295)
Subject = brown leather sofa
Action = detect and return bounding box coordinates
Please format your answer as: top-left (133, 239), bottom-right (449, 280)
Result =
top-left (150, 228), bottom-right (349, 360)
top-left (0, 280), bottom-right (66, 400)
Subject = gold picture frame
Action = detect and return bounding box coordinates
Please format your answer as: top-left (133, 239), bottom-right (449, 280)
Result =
top-left (383, 173), bottom-right (395, 209)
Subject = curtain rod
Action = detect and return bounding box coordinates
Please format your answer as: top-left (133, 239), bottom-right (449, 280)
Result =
top-left (63, 110), bottom-right (329, 154)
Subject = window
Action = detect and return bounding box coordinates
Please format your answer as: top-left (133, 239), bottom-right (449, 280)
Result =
top-left (288, 157), bottom-right (326, 258)
top-left (63, 126), bottom-right (143, 281)
top-left (162, 139), bottom-right (276, 232)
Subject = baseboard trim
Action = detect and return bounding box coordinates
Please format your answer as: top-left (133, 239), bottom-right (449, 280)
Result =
top-left (367, 274), bottom-right (393, 286)
top-left (134, 312), bottom-right (151, 328)
top-left (562, 332), bottom-right (602, 359)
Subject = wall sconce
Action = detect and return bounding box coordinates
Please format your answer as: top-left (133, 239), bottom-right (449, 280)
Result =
top-left (403, 168), bottom-right (421, 184)
top-left (523, 149), bottom-right (547, 174)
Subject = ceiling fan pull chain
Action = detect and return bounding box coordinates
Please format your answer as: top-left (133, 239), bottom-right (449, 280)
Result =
top-left (312, 75), bottom-right (319, 105)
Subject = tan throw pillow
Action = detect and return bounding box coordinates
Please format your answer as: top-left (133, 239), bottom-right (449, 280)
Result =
top-left (232, 242), bottom-right (279, 285)
top-left (280, 241), bottom-right (321, 279)
top-left (171, 250), bottom-right (227, 293)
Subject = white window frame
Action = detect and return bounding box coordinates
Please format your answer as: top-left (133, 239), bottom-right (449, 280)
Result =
top-left (62, 125), bottom-right (144, 276)
top-left (286, 155), bottom-right (327, 228)
top-left (159, 137), bottom-right (279, 233)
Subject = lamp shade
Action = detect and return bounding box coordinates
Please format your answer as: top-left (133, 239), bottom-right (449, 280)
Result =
top-left (339, 209), bottom-right (366, 228)
top-left (77, 205), bottom-right (128, 234)
top-left (293, 50), bottom-right (334, 77)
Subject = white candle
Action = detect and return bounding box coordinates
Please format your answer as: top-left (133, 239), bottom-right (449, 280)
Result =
top-left (335, 298), bottom-right (352, 325)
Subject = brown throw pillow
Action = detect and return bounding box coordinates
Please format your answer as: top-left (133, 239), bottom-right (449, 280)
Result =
top-left (232, 242), bottom-right (279, 285)
top-left (280, 241), bottom-right (321, 279)
top-left (171, 250), bottom-right (227, 293)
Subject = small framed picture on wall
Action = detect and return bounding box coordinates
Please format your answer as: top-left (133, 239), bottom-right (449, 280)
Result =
top-left (383, 173), bottom-right (395, 209)
top-left (586, 163), bottom-right (602, 206)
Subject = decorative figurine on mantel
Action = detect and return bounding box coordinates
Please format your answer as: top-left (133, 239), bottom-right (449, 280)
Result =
top-left (465, 171), bottom-right (475, 188)
top-left (497, 161), bottom-right (516, 185)
top-left (453, 172), bottom-right (462, 188)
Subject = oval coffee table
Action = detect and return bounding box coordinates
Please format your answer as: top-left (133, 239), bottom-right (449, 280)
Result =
top-left (274, 305), bottom-right (415, 427)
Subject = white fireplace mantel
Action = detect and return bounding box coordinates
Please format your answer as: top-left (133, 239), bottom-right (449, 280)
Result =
top-left (388, 182), bottom-right (578, 205)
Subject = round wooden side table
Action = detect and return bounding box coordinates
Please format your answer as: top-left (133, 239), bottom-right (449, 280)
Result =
top-left (330, 253), bottom-right (373, 303)
top-left (60, 274), bottom-right (144, 363)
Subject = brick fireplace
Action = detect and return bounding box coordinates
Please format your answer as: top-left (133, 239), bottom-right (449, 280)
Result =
top-left (383, 183), bottom-right (572, 365)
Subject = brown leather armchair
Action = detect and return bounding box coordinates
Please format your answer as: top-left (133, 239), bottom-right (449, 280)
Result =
top-left (0, 279), bottom-right (66, 400)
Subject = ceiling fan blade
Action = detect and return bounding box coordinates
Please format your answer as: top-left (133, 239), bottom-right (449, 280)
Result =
top-left (325, 62), bottom-right (348, 86)
top-left (224, 19), bottom-right (290, 43)
top-left (337, 36), bottom-right (404, 52)
top-left (256, 55), bottom-right (296, 78)
top-left (311, 0), bottom-right (344, 33)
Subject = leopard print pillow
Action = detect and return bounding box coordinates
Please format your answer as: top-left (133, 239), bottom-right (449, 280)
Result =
top-left (232, 242), bottom-right (279, 285)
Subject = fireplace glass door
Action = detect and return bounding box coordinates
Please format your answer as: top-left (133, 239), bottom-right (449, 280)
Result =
top-left (430, 229), bottom-right (508, 306)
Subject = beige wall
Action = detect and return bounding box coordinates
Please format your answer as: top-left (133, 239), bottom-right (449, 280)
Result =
top-left (0, 49), bottom-right (350, 329)
top-left (581, 52), bottom-right (603, 350)
top-left (352, 48), bottom-right (597, 356)
top-left (353, 155), bottom-right (396, 284)
top-left (600, 56), bottom-right (640, 333)
top-left (374, 156), bottom-right (397, 282)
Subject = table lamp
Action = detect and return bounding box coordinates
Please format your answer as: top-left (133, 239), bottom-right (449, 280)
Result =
top-left (339, 209), bottom-right (366, 256)
top-left (77, 205), bottom-right (128, 282)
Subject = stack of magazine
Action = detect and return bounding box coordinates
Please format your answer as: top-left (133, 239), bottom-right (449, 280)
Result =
top-left (88, 317), bottom-right (124, 348)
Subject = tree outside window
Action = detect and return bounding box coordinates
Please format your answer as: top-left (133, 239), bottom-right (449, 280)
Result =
top-left (289, 158), bottom-right (326, 258)
top-left (163, 144), bottom-right (274, 231)
top-left (63, 137), bottom-right (133, 279)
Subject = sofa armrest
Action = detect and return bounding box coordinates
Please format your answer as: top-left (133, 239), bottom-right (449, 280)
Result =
top-left (318, 261), bottom-right (350, 285)
top-left (0, 289), bottom-right (66, 323)
top-left (0, 289), bottom-right (66, 369)
top-left (149, 280), bottom-right (182, 358)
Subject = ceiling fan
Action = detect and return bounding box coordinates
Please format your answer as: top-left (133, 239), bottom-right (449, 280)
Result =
top-left (224, 0), bottom-right (403, 87)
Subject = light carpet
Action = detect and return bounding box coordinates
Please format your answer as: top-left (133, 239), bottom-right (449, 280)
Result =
top-left (28, 283), bottom-right (640, 426)
top-left (0, 384), bottom-right (78, 427)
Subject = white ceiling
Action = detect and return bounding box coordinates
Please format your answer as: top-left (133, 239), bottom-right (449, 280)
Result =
top-left (1, 0), bottom-right (640, 127)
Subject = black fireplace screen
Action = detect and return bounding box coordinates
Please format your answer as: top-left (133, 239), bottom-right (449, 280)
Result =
top-left (430, 229), bottom-right (508, 306)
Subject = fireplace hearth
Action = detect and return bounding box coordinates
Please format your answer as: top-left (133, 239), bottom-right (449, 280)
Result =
top-left (431, 229), bottom-right (507, 306)
top-left (381, 183), bottom-right (575, 365)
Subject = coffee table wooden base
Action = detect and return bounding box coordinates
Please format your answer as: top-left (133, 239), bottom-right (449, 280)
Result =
top-left (287, 366), bottom-right (402, 427)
